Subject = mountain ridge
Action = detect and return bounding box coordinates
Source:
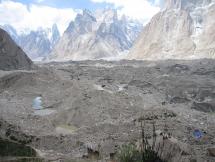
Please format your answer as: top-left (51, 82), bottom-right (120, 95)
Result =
top-left (128, 0), bottom-right (215, 60)
top-left (0, 24), bottom-right (60, 60)
top-left (49, 9), bottom-right (143, 61)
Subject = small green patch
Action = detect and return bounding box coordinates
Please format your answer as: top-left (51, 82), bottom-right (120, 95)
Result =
top-left (117, 144), bottom-right (142, 162)
top-left (0, 138), bottom-right (36, 157)
top-left (117, 143), bottom-right (165, 162)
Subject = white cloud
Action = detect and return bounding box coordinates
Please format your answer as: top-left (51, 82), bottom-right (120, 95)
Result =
top-left (91, 0), bottom-right (160, 24)
top-left (0, 0), bottom-right (77, 35)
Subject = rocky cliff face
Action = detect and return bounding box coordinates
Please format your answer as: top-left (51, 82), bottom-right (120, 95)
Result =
top-left (0, 28), bottom-right (32, 70)
top-left (1, 24), bottom-right (60, 60)
top-left (50, 9), bottom-right (142, 61)
top-left (18, 24), bottom-right (60, 60)
top-left (129, 0), bottom-right (215, 60)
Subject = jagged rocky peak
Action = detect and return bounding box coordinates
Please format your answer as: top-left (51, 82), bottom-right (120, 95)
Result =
top-left (95, 8), bottom-right (118, 23)
top-left (66, 9), bottom-right (96, 34)
top-left (165, 0), bottom-right (213, 10)
top-left (33, 24), bottom-right (60, 45)
top-left (51, 23), bottom-right (60, 45)
top-left (82, 9), bottom-right (96, 20)
top-left (76, 9), bottom-right (97, 26)
top-left (0, 28), bottom-right (32, 70)
top-left (50, 8), bottom-right (142, 61)
top-left (18, 29), bottom-right (52, 59)
top-left (1, 24), bottom-right (60, 60)
top-left (65, 8), bottom-right (133, 36)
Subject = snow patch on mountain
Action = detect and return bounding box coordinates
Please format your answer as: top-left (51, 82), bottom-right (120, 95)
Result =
top-left (0, 24), bottom-right (60, 60)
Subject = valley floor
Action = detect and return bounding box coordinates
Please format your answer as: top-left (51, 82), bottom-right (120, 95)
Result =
top-left (0, 59), bottom-right (215, 162)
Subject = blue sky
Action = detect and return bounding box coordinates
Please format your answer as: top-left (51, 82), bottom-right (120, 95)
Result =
top-left (14, 0), bottom-right (113, 10)
top-left (12, 0), bottom-right (160, 9)
top-left (0, 0), bottom-right (161, 34)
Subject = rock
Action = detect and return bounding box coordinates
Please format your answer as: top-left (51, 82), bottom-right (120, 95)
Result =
top-left (0, 28), bottom-right (33, 70)
top-left (191, 102), bottom-right (215, 113)
top-left (169, 64), bottom-right (190, 73)
top-left (207, 147), bottom-right (215, 157)
top-left (170, 96), bottom-right (190, 104)
top-left (138, 109), bottom-right (177, 121)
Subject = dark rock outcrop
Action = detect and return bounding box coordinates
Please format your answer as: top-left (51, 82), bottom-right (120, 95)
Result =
top-left (0, 28), bottom-right (33, 70)
top-left (208, 147), bottom-right (215, 157)
top-left (191, 102), bottom-right (215, 113)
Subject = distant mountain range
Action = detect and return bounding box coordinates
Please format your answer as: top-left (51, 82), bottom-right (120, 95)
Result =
top-left (0, 24), bottom-right (60, 61)
top-left (49, 9), bottom-right (143, 61)
top-left (2, 0), bottom-right (215, 62)
top-left (1, 9), bottom-right (143, 61)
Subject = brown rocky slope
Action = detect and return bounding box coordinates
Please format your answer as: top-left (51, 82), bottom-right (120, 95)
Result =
top-left (0, 28), bottom-right (32, 70)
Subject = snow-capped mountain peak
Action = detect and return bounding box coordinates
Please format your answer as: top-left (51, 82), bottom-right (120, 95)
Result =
top-left (0, 24), bottom-right (60, 60)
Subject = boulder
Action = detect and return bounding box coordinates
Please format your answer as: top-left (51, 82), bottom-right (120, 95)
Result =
top-left (207, 147), bottom-right (215, 157)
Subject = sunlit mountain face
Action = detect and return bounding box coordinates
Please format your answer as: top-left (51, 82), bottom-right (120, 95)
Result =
top-left (128, 0), bottom-right (215, 60)
top-left (48, 9), bottom-right (144, 61)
